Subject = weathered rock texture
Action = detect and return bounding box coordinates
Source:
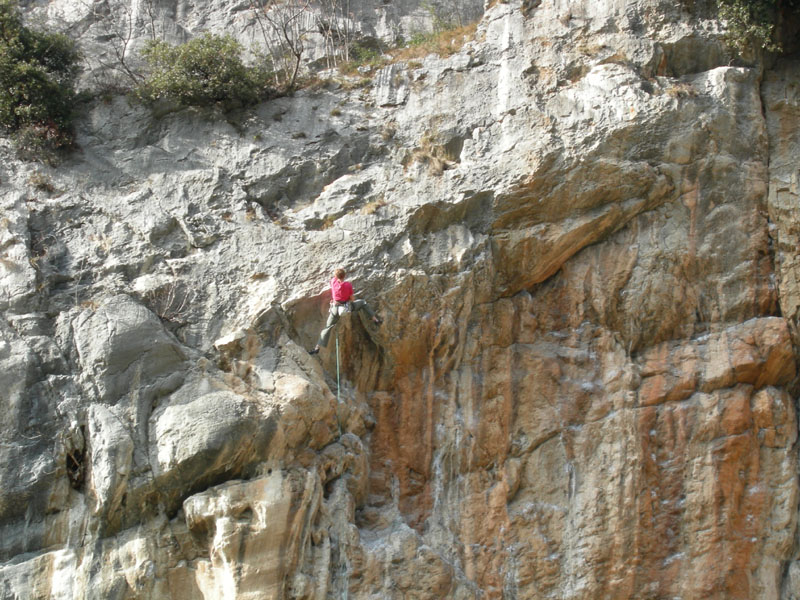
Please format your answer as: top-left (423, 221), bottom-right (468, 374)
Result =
top-left (2, 0), bottom-right (800, 598)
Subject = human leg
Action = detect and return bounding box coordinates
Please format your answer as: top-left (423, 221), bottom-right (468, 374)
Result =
top-left (317, 306), bottom-right (342, 348)
top-left (352, 299), bottom-right (382, 324)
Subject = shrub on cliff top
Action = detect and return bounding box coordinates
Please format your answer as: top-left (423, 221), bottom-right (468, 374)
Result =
top-left (0, 0), bottom-right (79, 157)
top-left (136, 34), bottom-right (273, 110)
top-left (717, 0), bottom-right (800, 52)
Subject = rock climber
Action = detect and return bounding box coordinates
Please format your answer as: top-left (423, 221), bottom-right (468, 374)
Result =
top-left (309, 268), bottom-right (382, 355)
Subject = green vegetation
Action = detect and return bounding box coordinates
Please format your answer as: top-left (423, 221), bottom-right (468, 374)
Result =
top-left (136, 34), bottom-right (273, 109)
top-left (0, 0), bottom-right (79, 160)
top-left (338, 41), bottom-right (385, 75)
top-left (339, 42), bottom-right (387, 75)
top-left (716, 0), bottom-right (800, 52)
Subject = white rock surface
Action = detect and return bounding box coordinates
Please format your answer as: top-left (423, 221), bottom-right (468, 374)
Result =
top-left (2, 0), bottom-right (800, 598)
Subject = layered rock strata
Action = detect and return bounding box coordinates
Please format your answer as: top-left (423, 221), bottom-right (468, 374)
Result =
top-left (2, 0), bottom-right (800, 598)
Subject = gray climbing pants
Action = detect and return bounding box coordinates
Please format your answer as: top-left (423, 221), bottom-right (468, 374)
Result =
top-left (317, 300), bottom-right (375, 347)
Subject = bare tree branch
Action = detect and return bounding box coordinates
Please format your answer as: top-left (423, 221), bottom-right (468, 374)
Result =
top-left (249, 0), bottom-right (312, 92)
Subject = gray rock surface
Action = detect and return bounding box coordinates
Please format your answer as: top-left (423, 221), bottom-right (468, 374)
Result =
top-left (2, 0), bottom-right (800, 598)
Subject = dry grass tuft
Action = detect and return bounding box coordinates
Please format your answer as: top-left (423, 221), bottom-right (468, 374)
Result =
top-left (390, 23), bottom-right (479, 62)
top-left (402, 130), bottom-right (457, 176)
top-left (28, 171), bottom-right (55, 194)
top-left (666, 82), bottom-right (698, 98)
top-left (361, 198), bottom-right (387, 215)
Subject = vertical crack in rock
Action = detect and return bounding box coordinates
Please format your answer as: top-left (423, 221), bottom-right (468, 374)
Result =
top-left (762, 57), bottom-right (800, 599)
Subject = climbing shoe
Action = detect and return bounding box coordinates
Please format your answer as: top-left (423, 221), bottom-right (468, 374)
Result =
top-left (373, 316), bottom-right (383, 325)
top-left (308, 347), bottom-right (319, 355)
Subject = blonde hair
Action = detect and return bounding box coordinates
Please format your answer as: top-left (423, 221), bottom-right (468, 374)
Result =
top-left (334, 268), bottom-right (346, 280)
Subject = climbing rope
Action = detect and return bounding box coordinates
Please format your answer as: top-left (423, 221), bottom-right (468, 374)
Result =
top-left (336, 334), bottom-right (340, 403)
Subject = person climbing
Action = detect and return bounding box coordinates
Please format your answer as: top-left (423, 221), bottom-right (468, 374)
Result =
top-left (309, 268), bottom-right (382, 355)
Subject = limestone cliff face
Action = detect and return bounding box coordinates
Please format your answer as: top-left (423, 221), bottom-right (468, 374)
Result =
top-left (2, 0), bottom-right (800, 598)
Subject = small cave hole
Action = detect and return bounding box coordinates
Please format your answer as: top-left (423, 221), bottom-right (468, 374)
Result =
top-left (237, 507), bottom-right (254, 523)
top-left (324, 477), bottom-right (341, 500)
top-left (66, 445), bottom-right (86, 491)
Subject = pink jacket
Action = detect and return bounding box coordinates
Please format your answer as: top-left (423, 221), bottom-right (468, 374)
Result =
top-left (330, 278), bottom-right (353, 302)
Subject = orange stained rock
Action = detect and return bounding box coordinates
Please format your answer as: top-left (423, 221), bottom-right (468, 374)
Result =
top-left (636, 318), bottom-right (794, 409)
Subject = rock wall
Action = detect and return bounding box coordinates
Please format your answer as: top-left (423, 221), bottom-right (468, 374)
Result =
top-left (2, 0), bottom-right (800, 598)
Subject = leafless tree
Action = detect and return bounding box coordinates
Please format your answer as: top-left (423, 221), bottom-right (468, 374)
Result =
top-left (79, 0), bottom-right (161, 89)
top-left (249, 0), bottom-right (312, 92)
top-left (315, 0), bottom-right (355, 67)
top-left (140, 0), bottom-right (159, 41)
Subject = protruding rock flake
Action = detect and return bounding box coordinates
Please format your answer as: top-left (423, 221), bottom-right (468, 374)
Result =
top-left (2, 0), bottom-right (800, 598)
